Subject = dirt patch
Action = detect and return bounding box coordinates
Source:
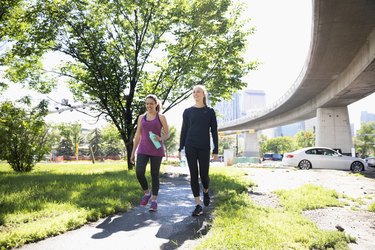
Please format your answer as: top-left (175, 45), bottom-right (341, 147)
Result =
top-left (245, 167), bottom-right (375, 250)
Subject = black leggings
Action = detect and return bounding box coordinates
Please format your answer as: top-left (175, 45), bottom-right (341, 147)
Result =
top-left (185, 145), bottom-right (210, 197)
top-left (136, 154), bottom-right (162, 196)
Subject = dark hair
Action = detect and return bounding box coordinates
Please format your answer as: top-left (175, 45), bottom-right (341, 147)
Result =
top-left (145, 94), bottom-right (162, 112)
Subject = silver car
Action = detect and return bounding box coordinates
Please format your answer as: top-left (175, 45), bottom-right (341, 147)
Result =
top-left (365, 157), bottom-right (375, 168)
top-left (282, 147), bottom-right (367, 172)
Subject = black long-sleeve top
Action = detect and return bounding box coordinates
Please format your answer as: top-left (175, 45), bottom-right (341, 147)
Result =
top-left (179, 106), bottom-right (219, 154)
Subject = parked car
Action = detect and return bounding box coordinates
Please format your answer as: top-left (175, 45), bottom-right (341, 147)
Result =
top-left (282, 147), bottom-right (367, 172)
top-left (262, 153), bottom-right (283, 161)
top-left (365, 157), bottom-right (375, 167)
top-left (210, 155), bottom-right (224, 162)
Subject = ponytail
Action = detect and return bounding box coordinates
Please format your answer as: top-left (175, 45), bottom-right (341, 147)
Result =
top-left (145, 94), bottom-right (162, 112)
top-left (193, 85), bottom-right (208, 106)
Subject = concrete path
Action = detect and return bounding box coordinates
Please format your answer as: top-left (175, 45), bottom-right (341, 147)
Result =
top-left (19, 167), bottom-right (213, 250)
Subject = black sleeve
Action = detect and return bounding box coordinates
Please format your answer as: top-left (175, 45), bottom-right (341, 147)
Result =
top-left (210, 108), bottom-right (219, 154)
top-left (178, 109), bottom-right (188, 152)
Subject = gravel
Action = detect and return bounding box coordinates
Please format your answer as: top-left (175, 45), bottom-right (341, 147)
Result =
top-left (245, 166), bottom-right (375, 250)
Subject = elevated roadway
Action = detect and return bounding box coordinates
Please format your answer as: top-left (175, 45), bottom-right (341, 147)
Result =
top-left (219, 0), bottom-right (375, 155)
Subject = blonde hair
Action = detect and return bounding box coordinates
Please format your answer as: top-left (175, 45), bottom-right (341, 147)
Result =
top-left (145, 94), bottom-right (162, 112)
top-left (193, 85), bottom-right (208, 106)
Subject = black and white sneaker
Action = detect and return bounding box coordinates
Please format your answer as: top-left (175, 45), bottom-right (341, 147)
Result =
top-left (192, 205), bottom-right (203, 216)
top-left (203, 191), bottom-right (210, 206)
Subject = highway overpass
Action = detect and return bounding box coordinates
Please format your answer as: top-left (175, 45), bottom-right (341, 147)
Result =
top-left (219, 0), bottom-right (375, 155)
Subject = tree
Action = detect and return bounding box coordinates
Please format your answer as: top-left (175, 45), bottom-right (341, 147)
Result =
top-left (0, 98), bottom-right (52, 172)
top-left (295, 129), bottom-right (315, 148)
top-left (0, 0), bottom-right (24, 90)
top-left (355, 122), bottom-right (375, 157)
top-left (1, 0), bottom-right (257, 169)
top-left (218, 134), bottom-right (236, 155)
top-left (55, 122), bottom-right (83, 158)
top-left (56, 138), bottom-right (74, 157)
top-left (0, 1), bottom-right (23, 33)
top-left (99, 124), bottom-right (125, 157)
top-left (88, 128), bottom-right (104, 159)
top-left (259, 136), bottom-right (295, 155)
top-left (163, 125), bottom-right (177, 159)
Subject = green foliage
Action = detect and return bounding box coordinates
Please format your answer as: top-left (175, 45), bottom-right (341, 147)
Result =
top-left (87, 128), bottom-right (103, 157)
top-left (354, 122), bottom-right (375, 157)
top-left (56, 138), bottom-right (74, 156)
top-left (259, 135), bottom-right (295, 155)
top-left (218, 134), bottom-right (236, 154)
top-left (1, 1), bottom-right (23, 89)
top-left (163, 125), bottom-right (177, 157)
top-left (0, 100), bottom-right (52, 172)
top-left (295, 129), bottom-right (315, 148)
top-left (369, 202), bottom-right (375, 212)
top-left (55, 122), bottom-right (82, 158)
top-left (100, 124), bottom-right (125, 157)
top-left (0, 163), bottom-right (140, 249)
top-left (1, 0), bottom-right (257, 169)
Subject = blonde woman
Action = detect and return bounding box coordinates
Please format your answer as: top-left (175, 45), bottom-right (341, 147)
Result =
top-left (131, 94), bottom-right (169, 211)
top-left (179, 85), bottom-right (218, 216)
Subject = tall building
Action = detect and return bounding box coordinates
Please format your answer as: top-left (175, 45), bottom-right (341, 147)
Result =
top-left (215, 89), bottom-right (322, 140)
top-left (240, 89), bottom-right (266, 116)
top-left (215, 89), bottom-right (266, 124)
top-left (360, 111), bottom-right (375, 123)
top-left (214, 92), bottom-right (241, 123)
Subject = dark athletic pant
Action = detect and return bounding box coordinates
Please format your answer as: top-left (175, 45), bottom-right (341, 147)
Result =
top-left (185, 145), bottom-right (210, 197)
top-left (136, 154), bottom-right (162, 196)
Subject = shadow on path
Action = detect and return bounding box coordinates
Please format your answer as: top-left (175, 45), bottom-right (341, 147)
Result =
top-left (20, 171), bottom-right (214, 250)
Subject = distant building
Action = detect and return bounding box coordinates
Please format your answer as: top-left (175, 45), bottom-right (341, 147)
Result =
top-left (214, 89), bottom-right (319, 139)
top-left (240, 89), bottom-right (266, 116)
top-left (274, 122), bottom-right (305, 137)
top-left (360, 111), bottom-right (375, 123)
top-left (215, 89), bottom-right (266, 124)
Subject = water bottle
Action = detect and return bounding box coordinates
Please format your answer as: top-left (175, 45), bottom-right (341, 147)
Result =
top-left (149, 131), bottom-right (161, 149)
top-left (180, 149), bottom-right (186, 167)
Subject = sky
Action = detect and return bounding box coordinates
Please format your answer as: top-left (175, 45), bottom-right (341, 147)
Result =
top-left (2, 0), bottom-right (374, 132)
top-left (164, 0), bottom-right (375, 132)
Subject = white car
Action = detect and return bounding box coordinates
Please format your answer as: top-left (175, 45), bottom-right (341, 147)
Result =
top-left (282, 147), bottom-right (367, 173)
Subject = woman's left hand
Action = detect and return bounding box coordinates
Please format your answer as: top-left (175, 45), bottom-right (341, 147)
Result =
top-left (212, 154), bottom-right (218, 161)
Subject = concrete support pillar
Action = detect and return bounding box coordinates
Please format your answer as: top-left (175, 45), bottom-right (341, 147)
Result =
top-left (316, 107), bottom-right (353, 154)
top-left (243, 132), bottom-right (259, 157)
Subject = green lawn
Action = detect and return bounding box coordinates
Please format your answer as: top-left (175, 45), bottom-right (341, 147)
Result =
top-left (200, 168), bottom-right (353, 250)
top-left (0, 163), bottom-right (354, 250)
top-left (0, 162), bottom-right (140, 249)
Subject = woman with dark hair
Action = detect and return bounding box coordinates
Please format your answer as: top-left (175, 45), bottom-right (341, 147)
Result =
top-left (179, 85), bottom-right (219, 216)
top-left (131, 94), bottom-right (169, 211)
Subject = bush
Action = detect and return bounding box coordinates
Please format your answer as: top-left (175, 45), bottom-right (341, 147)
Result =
top-left (0, 100), bottom-right (52, 172)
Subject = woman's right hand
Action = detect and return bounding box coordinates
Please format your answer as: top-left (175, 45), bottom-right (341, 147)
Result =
top-left (130, 153), bottom-right (135, 164)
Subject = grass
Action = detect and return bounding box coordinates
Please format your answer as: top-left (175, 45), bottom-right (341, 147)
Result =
top-left (0, 162), bottom-right (140, 249)
top-left (274, 184), bottom-right (343, 212)
top-left (369, 202), bottom-right (375, 212)
top-left (0, 163), bottom-right (358, 250)
top-left (197, 168), bottom-right (352, 250)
